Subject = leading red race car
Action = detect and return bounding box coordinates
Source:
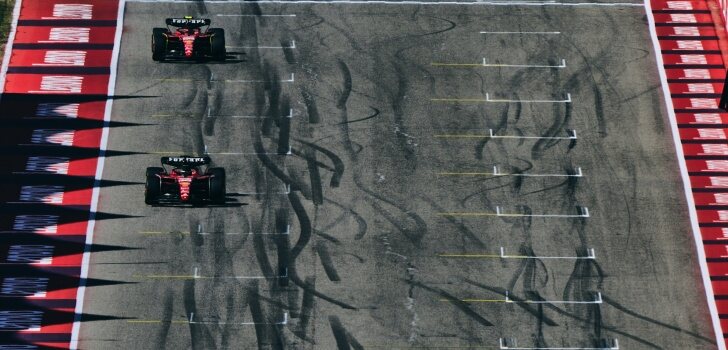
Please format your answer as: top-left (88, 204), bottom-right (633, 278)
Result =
top-left (152, 17), bottom-right (226, 61)
top-left (145, 156), bottom-right (226, 205)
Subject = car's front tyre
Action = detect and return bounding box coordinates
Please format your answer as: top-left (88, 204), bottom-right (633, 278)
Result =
top-left (207, 167), bottom-right (226, 204)
top-left (209, 28), bottom-right (226, 61)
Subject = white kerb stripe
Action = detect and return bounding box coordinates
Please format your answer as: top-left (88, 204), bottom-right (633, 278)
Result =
top-left (645, 0), bottom-right (725, 347)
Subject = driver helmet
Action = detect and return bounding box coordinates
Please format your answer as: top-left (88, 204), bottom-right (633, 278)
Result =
top-left (174, 167), bottom-right (191, 176)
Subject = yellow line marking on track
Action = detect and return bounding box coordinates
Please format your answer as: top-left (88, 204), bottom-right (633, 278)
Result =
top-left (135, 275), bottom-right (198, 279)
top-left (430, 62), bottom-right (482, 67)
top-left (437, 212), bottom-right (499, 216)
top-left (437, 172), bottom-right (497, 176)
top-left (431, 98), bottom-right (486, 103)
top-left (440, 298), bottom-right (508, 303)
top-left (435, 134), bottom-right (490, 138)
top-left (437, 253), bottom-right (523, 258)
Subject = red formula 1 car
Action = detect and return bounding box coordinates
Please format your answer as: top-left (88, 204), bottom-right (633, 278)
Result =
top-left (145, 156), bottom-right (226, 205)
top-left (152, 17), bottom-right (226, 61)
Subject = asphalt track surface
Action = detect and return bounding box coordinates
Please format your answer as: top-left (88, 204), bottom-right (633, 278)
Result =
top-left (79, 2), bottom-right (717, 349)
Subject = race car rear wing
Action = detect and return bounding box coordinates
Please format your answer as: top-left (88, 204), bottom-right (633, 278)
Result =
top-left (161, 156), bottom-right (211, 166)
top-left (165, 18), bottom-right (211, 27)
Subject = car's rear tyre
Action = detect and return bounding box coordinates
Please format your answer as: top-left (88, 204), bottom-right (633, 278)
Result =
top-left (152, 28), bottom-right (167, 61)
top-left (145, 167), bottom-right (164, 205)
top-left (209, 28), bottom-right (226, 61)
top-left (208, 168), bottom-right (226, 204)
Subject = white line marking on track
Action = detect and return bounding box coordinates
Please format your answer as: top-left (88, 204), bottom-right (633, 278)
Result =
top-left (70, 1), bottom-right (127, 349)
top-left (644, 1), bottom-right (724, 348)
top-left (439, 166), bottom-right (582, 178)
top-left (486, 92), bottom-right (571, 103)
top-left (482, 58), bottom-right (566, 68)
top-left (496, 205), bottom-right (589, 217)
top-left (504, 291), bottom-right (602, 304)
top-left (499, 247), bottom-right (595, 259)
top-left (435, 129), bottom-right (576, 140)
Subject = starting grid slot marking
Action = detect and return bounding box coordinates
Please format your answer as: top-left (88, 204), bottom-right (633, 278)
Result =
top-left (438, 166), bottom-right (583, 178)
top-left (438, 247), bottom-right (595, 260)
top-left (140, 267), bottom-right (288, 280)
top-left (128, 312), bottom-right (288, 325)
top-left (431, 58), bottom-right (565, 68)
top-left (441, 291), bottom-right (602, 304)
top-left (499, 338), bottom-right (619, 350)
top-left (438, 206), bottom-right (589, 218)
top-left (140, 223), bottom-right (290, 236)
top-left (209, 108), bottom-right (294, 119)
top-left (435, 129), bottom-right (576, 140)
top-left (431, 93), bottom-right (571, 103)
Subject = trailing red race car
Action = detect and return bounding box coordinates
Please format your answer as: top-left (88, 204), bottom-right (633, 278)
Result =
top-left (145, 156), bottom-right (226, 205)
top-left (152, 16), bottom-right (226, 61)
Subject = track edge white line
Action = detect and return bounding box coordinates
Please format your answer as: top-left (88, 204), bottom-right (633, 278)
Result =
top-left (69, 1), bottom-right (127, 349)
top-left (0, 0), bottom-right (22, 95)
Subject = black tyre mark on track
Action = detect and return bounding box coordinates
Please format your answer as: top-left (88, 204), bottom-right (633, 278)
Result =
top-left (248, 282), bottom-right (270, 349)
top-left (288, 191), bottom-right (312, 261)
top-left (466, 280), bottom-right (662, 348)
top-left (464, 279), bottom-right (558, 326)
top-left (252, 127), bottom-right (356, 310)
top-left (594, 84), bottom-right (607, 137)
top-left (335, 106), bottom-right (380, 126)
top-left (154, 290), bottom-right (175, 349)
top-left (419, 195), bottom-right (485, 248)
top-left (296, 276), bottom-right (316, 339)
top-left (325, 198), bottom-right (368, 240)
top-left (409, 280), bottom-right (493, 326)
top-left (314, 229), bottom-right (341, 244)
top-left (367, 197), bottom-right (426, 244)
top-left (316, 242), bottom-right (341, 282)
top-left (282, 39), bottom-right (296, 65)
top-left (601, 295), bottom-right (714, 342)
top-left (532, 102), bottom-right (572, 159)
top-left (295, 138), bottom-right (345, 188)
top-left (391, 62), bottom-right (416, 162)
top-left (305, 146), bottom-right (324, 205)
top-left (290, 264), bottom-right (357, 310)
top-left (329, 315), bottom-right (364, 350)
top-left (418, 16), bottom-right (456, 36)
top-left (337, 60), bottom-right (352, 109)
top-left (184, 280), bottom-right (215, 350)
top-left (301, 88), bottom-right (321, 124)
